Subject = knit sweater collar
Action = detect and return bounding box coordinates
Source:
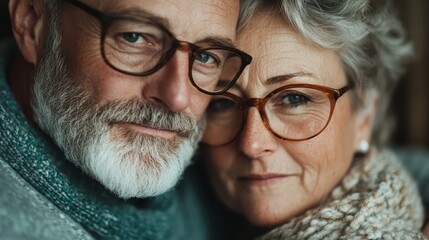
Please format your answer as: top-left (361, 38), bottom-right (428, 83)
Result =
top-left (257, 149), bottom-right (425, 239)
top-left (0, 39), bottom-right (178, 240)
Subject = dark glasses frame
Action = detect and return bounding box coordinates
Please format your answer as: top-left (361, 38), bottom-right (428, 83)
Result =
top-left (64, 0), bottom-right (252, 95)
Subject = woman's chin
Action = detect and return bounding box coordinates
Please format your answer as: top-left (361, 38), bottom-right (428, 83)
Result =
top-left (243, 208), bottom-right (296, 228)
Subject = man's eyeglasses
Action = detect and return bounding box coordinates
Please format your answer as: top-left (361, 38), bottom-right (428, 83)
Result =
top-left (201, 83), bottom-right (354, 146)
top-left (64, 0), bottom-right (252, 95)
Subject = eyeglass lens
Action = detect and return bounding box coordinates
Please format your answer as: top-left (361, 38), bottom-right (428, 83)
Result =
top-left (102, 18), bottom-right (248, 94)
top-left (202, 86), bottom-right (333, 145)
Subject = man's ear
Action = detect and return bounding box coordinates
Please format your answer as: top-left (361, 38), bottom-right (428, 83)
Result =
top-left (9, 0), bottom-right (46, 64)
top-left (354, 91), bottom-right (380, 150)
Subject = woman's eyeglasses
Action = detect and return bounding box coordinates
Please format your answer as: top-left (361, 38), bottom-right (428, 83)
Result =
top-left (202, 83), bottom-right (354, 146)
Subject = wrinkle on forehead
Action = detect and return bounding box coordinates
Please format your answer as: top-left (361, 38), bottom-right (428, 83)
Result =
top-left (236, 10), bottom-right (345, 96)
top-left (201, 1), bottom-right (240, 22)
top-left (99, 1), bottom-right (237, 42)
top-left (172, 1), bottom-right (239, 39)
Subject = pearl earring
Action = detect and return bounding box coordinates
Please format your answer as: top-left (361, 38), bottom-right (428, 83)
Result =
top-left (359, 140), bottom-right (369, 153)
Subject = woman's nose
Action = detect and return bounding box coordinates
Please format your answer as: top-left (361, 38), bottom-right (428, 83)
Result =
top-left (238, 108), bottom-right (278, 159)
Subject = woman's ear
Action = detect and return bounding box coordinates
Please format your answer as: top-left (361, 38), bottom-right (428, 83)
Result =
top-left (354, 90), bottom-right (380, 151)
top-left (9, 0), bottom-right (46, 64)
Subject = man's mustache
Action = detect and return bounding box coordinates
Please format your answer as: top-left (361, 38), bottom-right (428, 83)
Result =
top-left (96, 99), bottom-right (200, 138)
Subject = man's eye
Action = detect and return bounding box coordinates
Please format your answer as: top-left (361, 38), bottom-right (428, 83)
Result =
top-left (121, 32), bottom-right (146, 44)
top-left (196, 52), bottom-right (217, 64)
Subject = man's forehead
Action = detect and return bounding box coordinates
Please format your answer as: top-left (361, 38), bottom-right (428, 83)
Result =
top-left (90, 0), bottom-right (239, 41)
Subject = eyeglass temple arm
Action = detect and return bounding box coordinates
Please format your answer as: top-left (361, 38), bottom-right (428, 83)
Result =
top-left (336, 82), bottom-right (355, 98)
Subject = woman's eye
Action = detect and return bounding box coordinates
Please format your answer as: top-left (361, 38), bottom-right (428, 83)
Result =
top-left (196, 52), bottom-right (217, 64)
top-left (282, 93), bottom-right (309, 106)
top-left (121, 32), bottom-right (146, 44)
top-left (206, 98), bottom-right (238, 113)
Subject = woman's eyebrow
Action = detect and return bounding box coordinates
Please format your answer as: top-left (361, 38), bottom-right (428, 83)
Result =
top-left (265, 72), bottom-right (314, 85)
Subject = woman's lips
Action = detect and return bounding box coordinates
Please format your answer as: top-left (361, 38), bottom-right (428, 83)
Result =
top-left (115, 122), bottom-right (177, 139)
top-left (238, 174), bottom-right (292, 185)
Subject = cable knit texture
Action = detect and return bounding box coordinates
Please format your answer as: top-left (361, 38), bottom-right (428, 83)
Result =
top-left (259, 149), bottom-right (425, 240)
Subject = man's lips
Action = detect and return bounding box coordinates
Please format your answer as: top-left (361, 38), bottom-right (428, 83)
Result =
top-left (115, 122), bottom-right (177, 139)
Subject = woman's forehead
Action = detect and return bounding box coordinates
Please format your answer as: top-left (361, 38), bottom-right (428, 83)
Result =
top-left (235, 14), bottom-right (346, 93)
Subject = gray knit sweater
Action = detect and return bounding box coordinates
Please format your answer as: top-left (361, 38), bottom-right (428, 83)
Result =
top-left (0, 39), bottom-right (225, 240)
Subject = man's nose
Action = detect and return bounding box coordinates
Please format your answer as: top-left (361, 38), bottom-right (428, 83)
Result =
top-left (142, 50), bottom-right (191, 112)
top-left (239, 108), bottom-right (278, 159)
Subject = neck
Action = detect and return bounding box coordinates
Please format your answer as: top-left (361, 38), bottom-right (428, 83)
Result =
top-left (7, 53), bottom-right (36, 126)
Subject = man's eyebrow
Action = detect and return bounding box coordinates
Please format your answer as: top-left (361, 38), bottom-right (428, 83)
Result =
top-left (265, 72), bottom-right (314, 85)
top-left (106, 7), bottom-right (171, 29)
top-left (195, 37), bottom-right (236, 48)
top-left (102, 7), bottom-right (235, 48)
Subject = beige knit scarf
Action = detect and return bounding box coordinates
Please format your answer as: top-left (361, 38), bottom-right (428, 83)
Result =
top-left (259, 149), bottom-right (425, 240)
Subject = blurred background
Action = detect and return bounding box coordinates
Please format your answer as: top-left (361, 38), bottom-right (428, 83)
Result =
top-left (0, 0), bottom-right (428, 150)
top-left (391, 0), bottom-right (429, 150)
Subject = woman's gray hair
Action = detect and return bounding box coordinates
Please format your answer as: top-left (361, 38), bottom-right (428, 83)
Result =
top-left (239, 0), bottom-right (412, 145)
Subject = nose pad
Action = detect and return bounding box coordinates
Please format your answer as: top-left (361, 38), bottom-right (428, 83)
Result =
top-left (238, 108), bottom-right (278, 159)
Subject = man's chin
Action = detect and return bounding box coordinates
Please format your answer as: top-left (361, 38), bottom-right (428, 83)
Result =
top-left (100, 169), bottom-right (184, 199)
top-left (81, 135), bottom-right (195, 199)
top-left (86, 157), bottom-right (185, 199)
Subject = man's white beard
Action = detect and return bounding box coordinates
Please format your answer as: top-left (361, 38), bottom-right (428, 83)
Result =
top-left (31, 21), bottom-right (202, 199)
top-left (86, 124), bottom-right (196, 198)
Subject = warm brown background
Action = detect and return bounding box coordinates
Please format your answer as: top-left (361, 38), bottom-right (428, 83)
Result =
top-left (1, 0), bottom-right (428, 149)
top-left (391, 0), bottom-right (429, 149)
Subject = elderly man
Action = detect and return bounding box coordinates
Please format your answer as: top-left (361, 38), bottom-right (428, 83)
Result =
top-left (0, 0), bottom-right (251, 239)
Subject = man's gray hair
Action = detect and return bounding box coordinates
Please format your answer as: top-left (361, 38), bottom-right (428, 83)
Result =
top-left (239, 0), bottom-right (412, 145)
top-left (43, 0), bottom-right (63, 15)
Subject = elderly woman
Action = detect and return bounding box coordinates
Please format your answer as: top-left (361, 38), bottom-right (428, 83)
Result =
top-left (200, 0), bottom-right (425, 239)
